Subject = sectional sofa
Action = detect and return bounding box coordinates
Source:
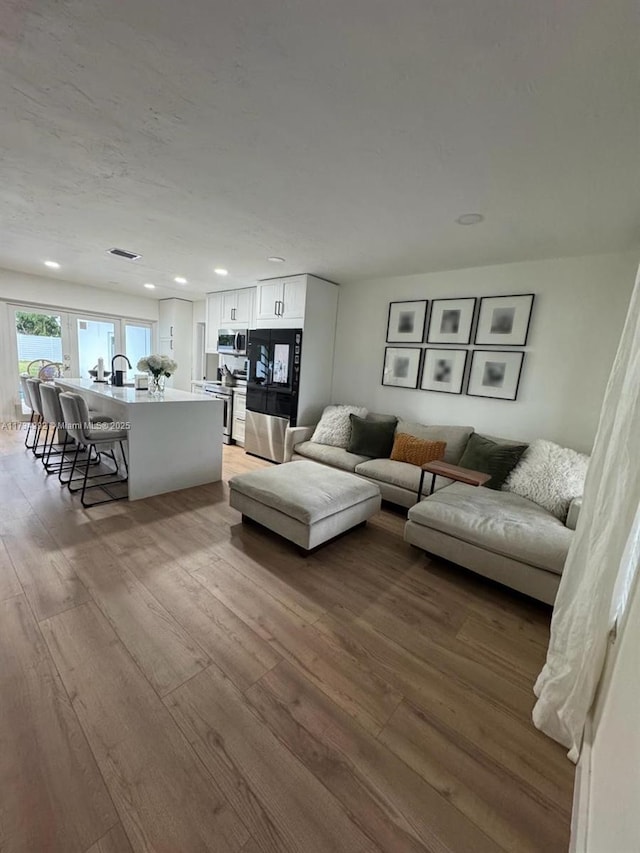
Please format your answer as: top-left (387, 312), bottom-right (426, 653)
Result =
top-left (284, 415), bottom-right (582, 604)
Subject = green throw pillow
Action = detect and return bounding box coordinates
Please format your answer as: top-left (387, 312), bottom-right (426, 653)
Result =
top-left (348, 414), bottom-right (398, 458)
top-left (458, 433), bottom-right (528, 490)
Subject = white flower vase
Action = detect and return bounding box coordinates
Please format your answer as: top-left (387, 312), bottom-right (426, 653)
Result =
top-left (149, 373), bottom-right (166, 396)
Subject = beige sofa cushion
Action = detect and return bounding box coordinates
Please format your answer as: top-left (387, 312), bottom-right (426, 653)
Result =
top-left (230, 460), bottom-right (380, 525)
top-left (355, 458), bottom-right (453, 494)
top-left (396, 421), bottom-right (473, 464)
top-left (408, 482), bottom-right (572, 575)
top-left (294, 440), bottom-right (371, 472)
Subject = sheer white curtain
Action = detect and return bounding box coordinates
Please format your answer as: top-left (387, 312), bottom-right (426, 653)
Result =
top-left (533, 264), bottom-right (640, 761)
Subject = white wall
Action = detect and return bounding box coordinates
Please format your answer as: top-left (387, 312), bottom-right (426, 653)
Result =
top-left (0, 268), bottom-right (158, 418)
top-left (0, 268), bottom-right (158, 320)
top-left (332, 252), bottom-right (638, 452)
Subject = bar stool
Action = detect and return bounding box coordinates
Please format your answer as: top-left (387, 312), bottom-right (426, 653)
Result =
top-left (25, 378), bottom-right (49, 458)
top-left (39, 384), bottom-right (108, 477)
top-left (19, 375), bottom-right (39, 449)
top-left (58, 392), bottom-right (129, 507)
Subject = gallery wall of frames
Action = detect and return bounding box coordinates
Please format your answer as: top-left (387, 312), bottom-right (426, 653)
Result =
top-left (382, 293), bottom-right (534, 401)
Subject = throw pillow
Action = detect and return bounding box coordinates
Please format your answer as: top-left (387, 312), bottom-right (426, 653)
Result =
top-left (503, 438), bottom-right (590, 520)
top-left (458, 433), bottom-right (528, 491)
top-left (390, 432), bottom-right (447, 467)
top-left (311, 404), bottom-right (368, 448)
top-left (348, 414), bottom-right (398, 458)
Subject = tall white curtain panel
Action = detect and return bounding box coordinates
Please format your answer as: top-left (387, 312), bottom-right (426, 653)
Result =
top-left (532, 264), bottom-right (640, 761)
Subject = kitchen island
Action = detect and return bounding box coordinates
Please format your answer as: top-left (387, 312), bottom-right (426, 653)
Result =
top-left (56, 379), bottom-right (224, 500)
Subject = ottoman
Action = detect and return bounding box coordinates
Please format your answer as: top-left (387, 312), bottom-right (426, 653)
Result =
top-left (229, 460), bottom-right (382, 551)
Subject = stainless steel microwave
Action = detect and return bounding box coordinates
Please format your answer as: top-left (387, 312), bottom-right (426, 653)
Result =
top-left (217, 329), bottom-right (248, 355)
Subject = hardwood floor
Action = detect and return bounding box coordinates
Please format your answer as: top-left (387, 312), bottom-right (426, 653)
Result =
top-left (0, 432), bottom-right (574, 852)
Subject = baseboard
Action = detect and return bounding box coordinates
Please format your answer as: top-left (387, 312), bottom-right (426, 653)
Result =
top-left (570, 717), bottom-right (593, 853)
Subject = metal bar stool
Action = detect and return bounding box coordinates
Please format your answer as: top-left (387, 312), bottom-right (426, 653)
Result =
top-left (58, 392), bottom-right (129, 507)
top-left (19, 375), bottom-right (40, 450)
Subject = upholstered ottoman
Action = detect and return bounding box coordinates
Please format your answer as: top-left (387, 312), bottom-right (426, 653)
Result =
top-left (229, 460), bottom-right (381, 551)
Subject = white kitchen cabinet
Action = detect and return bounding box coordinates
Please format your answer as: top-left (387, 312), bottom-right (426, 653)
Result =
top-left (220, 291), bottom-right (237, 324)
top-left (234, 288), bottom-right (254, 326)
top-left (158, 298), bottom-right (193, 392)
top-left (206, 287), bottom-right (255, 352)
top-left (255, 276), bottom-right (307, 328)
top-left (219, 287), bottom-right (254, 326)
top-left (255, 280), bottom-right (282, 323)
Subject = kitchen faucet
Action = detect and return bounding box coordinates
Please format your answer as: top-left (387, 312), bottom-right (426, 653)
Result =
top-left (111, 354), bottom-right (132, 386)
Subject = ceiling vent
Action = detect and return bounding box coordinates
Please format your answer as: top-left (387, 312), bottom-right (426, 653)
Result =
top-left (108, 247), bottom-right (142, 261)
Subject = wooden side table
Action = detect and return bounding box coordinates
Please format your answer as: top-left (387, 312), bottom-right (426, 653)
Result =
top-left (418, 459), bottom-right (491, 500)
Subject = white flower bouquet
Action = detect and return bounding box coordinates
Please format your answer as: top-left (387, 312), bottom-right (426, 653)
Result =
top-left (137, 354), bottom-right (178, 379)
top-left (137, 354), bottom-right (177, 395)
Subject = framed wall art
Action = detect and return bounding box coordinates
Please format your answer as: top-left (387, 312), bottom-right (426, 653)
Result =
top-left (474, 293), bottom-right (534, 346)
top-left (386, 300), bottom-right (428, 343)
top-left (382, 347), bottom-right (422, 389)
top-left (427, 297), bottom-right (476, 345)
top-left (467, 350), bottom-right (525, 400)
top-left (421, 348), bottom-right (468, 395)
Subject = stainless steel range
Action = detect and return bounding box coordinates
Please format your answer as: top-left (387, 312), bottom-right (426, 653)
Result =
top-left (203, 382), bottom-right (234, 444)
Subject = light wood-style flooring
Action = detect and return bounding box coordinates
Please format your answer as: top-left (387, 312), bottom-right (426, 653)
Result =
top-left (0, 430), bottom-right (574, 852)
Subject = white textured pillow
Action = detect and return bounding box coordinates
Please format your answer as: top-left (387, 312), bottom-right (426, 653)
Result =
top-left (311, 405), bottom-right (368, 448)
top-left (503, 438), bottom-right (589, 521)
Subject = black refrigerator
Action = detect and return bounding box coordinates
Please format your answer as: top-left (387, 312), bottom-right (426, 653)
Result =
top-left (245, 329), bottom-right (302, 462)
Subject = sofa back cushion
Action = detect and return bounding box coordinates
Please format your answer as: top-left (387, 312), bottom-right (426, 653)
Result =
top-left (396, 421), bottom-right (474, 464)
top-left (390, 433), bottom-right (447, 467)
top-left (458, 433), bottom-right (528, 491)
top-left (348, 414), bottom-right (398, 458)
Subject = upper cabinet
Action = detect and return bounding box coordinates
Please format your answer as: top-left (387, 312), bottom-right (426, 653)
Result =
top-left (158, 298), bottom-right (193, 391)
top-left (234, 288), bottom-right (255, 326)
top-left (205, 286), bottom-right (256, 352)
top-left (255, 276), bottom-right (307, 328)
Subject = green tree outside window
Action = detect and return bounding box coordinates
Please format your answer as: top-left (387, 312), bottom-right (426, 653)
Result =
top-left (16, 312), bottom-right (62, 337)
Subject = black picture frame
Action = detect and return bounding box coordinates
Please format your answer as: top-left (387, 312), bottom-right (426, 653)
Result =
top-left (381, 346), bottom-right (422, 389)
top-left (421, 348), bottom-right (469, 395)
top-left (466, 350), bottom-right (525, 401)
top-left (426, 297), bottom-right (477, 345)
top-left (386, 300), bottom-right (428, 343)
top-left (474, 293), bottom-right (535, 347)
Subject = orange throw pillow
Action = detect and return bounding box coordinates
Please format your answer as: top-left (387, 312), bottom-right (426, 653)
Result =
top-left (390, 433), bottom-right (447, 466)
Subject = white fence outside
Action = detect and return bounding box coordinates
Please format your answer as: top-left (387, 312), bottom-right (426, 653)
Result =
top-left (17, 334), bottom-right (63, 363)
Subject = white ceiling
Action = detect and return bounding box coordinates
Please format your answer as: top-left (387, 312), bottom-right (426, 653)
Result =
top-left (0, 0), bottom-right (638, 299)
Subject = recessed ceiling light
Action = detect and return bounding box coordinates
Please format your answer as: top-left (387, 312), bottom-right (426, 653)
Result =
top-left (144, 283), bottom-right (156, 289)
top-left (455, 213), bottom-right (484, 226)
top-left (267, 256), bottom-right (285, 263)
top-left (44, 260), bottom-right (60, 269)
top-left (174, 276), bottom-right (187, 285)
top-left (214, 268), bottom-right (228, 276)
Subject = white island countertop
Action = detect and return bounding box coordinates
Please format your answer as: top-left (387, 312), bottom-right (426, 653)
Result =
top-left (57, 378), bottom-right (214, 404)
top-left (55, 378), bottom-right (224, 500)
